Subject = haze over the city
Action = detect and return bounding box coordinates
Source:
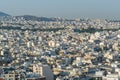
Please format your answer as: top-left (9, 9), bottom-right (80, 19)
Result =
top-left (0, 0), bottom-right (120, 19)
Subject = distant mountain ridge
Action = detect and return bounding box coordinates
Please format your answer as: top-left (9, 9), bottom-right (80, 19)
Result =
top-left (0, 11), bottom-right (68, 21)
top-left (16, 15), bottom-right (65, 21)
top-left (0, 11), bottom-right (10, 17)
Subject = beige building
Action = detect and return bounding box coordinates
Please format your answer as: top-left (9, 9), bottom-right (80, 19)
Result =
top-left (33, 64), bottom-right (54, 80)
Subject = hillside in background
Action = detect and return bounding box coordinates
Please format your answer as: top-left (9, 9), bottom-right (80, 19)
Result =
top-left (16, 15), bottom-right (66, 21)
top-left (0, 11), bottom-right (10, 17)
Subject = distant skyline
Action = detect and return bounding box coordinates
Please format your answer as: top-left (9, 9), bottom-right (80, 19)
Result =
top-left (0, 0), bottom-right (120, 19)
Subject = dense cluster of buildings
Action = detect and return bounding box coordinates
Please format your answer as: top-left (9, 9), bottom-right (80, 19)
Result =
top-left (0, 17), bottom-right (120, 80)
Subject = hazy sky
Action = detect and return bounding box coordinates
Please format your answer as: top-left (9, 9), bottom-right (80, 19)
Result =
top-left (0, 0), bottom-right (120, 19)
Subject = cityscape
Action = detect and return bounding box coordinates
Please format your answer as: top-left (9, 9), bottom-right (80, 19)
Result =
top-left (0, 13), bottom-right (120, 80)
top-left (1, 0), bottom-right (120, 80)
